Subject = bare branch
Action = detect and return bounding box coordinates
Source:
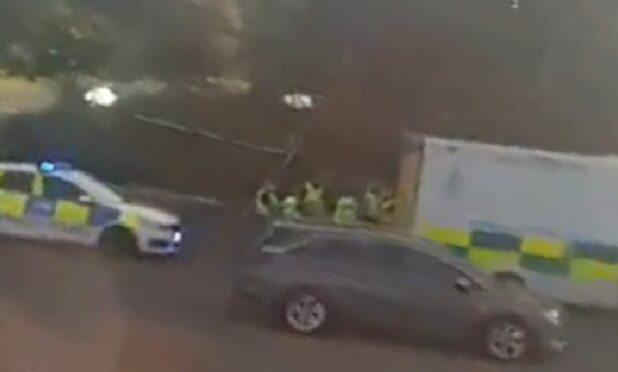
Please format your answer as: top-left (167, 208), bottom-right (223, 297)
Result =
top-left (134, 114), bottom-right (287, 155)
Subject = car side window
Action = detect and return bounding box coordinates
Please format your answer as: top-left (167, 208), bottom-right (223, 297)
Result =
top-left (305, 238), bottom-right (357, 262)
top-left (403, 249), bottom-right (461, 283)
top-left (42, 176), bottom-right (85, 200)
top-left (308, 237), bottom-right (406, 270)
top-left (0, 171), bottom-right (34, 194)
top-left (375, 242), bottom-right (409, 270)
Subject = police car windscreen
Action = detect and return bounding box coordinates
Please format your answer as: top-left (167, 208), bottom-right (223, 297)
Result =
top-left (77, 173), bottom-right (124, 205)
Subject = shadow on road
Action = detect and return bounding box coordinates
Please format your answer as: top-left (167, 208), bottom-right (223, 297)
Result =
top-left (108, 207), bottom-right (265, 334)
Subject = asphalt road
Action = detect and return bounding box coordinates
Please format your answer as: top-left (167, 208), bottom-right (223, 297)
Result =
top-left (0, 208), bottom-right (617, 372)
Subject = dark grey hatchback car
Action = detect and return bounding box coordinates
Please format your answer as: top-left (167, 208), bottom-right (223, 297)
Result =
top-left (234, 221), bottom-right (567, 362)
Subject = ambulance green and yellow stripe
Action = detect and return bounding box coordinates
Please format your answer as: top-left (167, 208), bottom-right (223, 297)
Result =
top-left (422, 226), bottom-right (618, 283)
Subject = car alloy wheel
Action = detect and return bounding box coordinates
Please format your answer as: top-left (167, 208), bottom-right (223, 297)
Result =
top-left (486, 321), bottom-right (528, 360)
top-left (284, 293), bottom-right (327, 334)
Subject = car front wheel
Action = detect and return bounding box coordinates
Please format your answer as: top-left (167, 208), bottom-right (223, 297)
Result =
top-left (99, 227), bottom-right (140, 257)
top-left (282, 290), bottom-right (329, 334)
top-left (484, 318), bottom-right (531, 361)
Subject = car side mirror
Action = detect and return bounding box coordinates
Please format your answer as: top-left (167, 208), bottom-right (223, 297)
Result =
top-left (454, 277), bottom-right (472, 294)
top-left (78, 194), bottom-right (94, 204)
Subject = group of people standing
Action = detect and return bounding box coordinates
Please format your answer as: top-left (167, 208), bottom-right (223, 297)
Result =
top-left (255, 181), bottom-right (396, 225)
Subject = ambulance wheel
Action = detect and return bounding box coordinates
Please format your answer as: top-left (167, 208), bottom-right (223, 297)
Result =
top-left (99, 227), bottom-right (139, 257)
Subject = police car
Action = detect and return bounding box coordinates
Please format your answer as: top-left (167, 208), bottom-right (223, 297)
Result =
top-left (0, 161), bottom-right (182, 256)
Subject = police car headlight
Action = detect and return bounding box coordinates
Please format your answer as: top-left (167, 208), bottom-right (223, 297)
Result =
top-left (543, 309), bottom-right (561, 326)
top-left (172, 231), bottom-right (182, 243)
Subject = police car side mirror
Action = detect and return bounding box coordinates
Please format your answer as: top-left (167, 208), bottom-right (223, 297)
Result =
top-left (78, 194), bottom-right (94, 205)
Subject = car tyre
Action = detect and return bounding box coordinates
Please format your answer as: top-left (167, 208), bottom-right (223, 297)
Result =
top-left (280, 288), bottom-right (330, 335)
top-left (99, 227), bottom-right (140, 258)
top-left (482, 316), bottom-right (535, 362)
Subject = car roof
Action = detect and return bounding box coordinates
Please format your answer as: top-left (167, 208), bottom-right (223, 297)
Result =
top-left (273, 219), bottom-right (398, 235)
top-left (0, 162), bottom-right (38, 173)
top-left (270, 220), bottom-right (492, 287)
top-left (271, 219), bottom-right (454, 260)
top-left (0, 162), bottom-right (93, 188)
top-left (0, 162), bottom-right (83, 179)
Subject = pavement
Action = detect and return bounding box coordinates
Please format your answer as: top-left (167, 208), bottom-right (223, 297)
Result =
top-left (0, 208), bottom-right (617, 372)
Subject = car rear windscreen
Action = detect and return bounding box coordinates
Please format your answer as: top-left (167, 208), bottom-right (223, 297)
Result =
top-left (260, 226), bottom-right (312, 254)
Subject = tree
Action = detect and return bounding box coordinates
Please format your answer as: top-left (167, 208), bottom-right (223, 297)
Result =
top-left (1, 0), bottom-right (113, 78)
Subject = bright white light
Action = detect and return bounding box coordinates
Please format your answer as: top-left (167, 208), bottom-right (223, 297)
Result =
top-left (84, 85), bottom-right (118, 107)
top-left (173, 232), bottom-right (182, 243)
top-left (283, 93), bottom-right (315, 110)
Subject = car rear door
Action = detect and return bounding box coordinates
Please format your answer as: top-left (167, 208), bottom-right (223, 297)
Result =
top-left (40, 175), bottom-right (96, 242)
top-left (399, 250), bottom-right (483, 340)
top-left (300, 236), bottom-right (409, 329)
top-left (0, 170), bottom-right (38, 236)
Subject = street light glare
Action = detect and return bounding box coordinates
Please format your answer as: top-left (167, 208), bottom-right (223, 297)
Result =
top-left (283, 93), bottom-right (315, 110)
top-left (84, 85), bottom-right (118, 107)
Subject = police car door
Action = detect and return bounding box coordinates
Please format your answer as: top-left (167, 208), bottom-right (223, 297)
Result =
top-left (0, 170), bottom-right (38, 237)
top-left (40, 175), bottom-right (95, 243)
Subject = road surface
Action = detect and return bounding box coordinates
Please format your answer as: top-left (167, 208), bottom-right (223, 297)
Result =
top-left (0, 208), bottom-right (616, 372)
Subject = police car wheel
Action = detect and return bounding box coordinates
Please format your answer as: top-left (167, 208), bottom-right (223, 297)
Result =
top-left (99, 227), bottom-right (139, 257)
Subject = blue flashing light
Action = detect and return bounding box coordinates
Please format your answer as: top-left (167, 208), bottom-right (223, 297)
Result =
top-left (39, 161), bottom-right (55, 172)
top-left (39, 161), bottom-right (72, 173)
